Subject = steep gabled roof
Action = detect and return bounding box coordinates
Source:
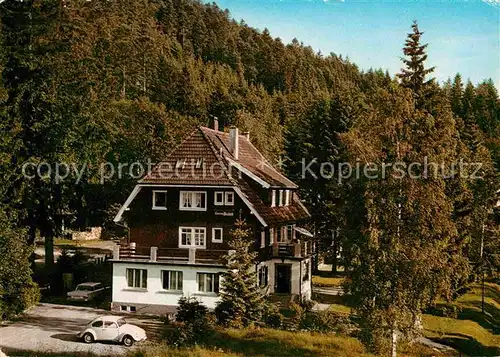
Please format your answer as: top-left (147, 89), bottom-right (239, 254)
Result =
top-left (119, 126), bottom-right (310, 226)
top-left (140, 129), bottom-right (233, 186)
top-left (200, 127), bottom-right (298, 189)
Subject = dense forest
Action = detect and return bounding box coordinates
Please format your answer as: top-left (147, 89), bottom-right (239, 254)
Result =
top-left (0, 0), bottom-right (498, 352)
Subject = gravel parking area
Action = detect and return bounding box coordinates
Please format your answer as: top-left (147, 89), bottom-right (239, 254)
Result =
top-left (0, 303), bottom-right (161, 356)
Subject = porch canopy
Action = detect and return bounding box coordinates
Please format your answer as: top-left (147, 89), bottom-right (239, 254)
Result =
top-left (293, 226), bottom-right (313, 238)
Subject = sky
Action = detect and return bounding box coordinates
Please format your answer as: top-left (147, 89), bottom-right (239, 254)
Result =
top-left (206, 0), bottom-right (499, 87)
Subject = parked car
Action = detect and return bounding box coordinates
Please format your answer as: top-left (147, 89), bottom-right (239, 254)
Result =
top-left (67, 282), bottom-right (108, 302)
top-left (77, 316), bottom-right (147, 346)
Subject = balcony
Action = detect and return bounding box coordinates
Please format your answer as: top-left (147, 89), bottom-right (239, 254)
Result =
top-left (259, 242), bottom-right (313, 260)
top-left (113, 244), bottom-right (228, 266)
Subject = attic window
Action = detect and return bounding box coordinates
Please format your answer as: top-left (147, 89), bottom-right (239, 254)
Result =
top-left (175, 159), bottom-right (186, 169)
top-left (195, 158), bottom-right (204, 168)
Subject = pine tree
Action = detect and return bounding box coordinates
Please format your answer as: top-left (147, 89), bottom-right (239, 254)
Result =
top-left (397, 21), bottom-right (435, 106)
top-left (216, 219), bottom-right (265, 327)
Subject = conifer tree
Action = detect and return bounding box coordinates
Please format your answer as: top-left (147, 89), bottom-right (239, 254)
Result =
top-left (216, 219), bottom-right (265, 327)
top-left (397, 20), bottom-right (435, 106)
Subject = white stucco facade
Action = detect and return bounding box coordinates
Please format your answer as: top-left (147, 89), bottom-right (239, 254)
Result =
top-left (112, 262), bottom-right (226, 313)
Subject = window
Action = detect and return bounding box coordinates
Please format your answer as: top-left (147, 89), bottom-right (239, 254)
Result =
top-left (197, 273), bottom-right (219, 293)
top-left (195, 158), bottom-right (204, 168)
top-left (120, 305), bottom-right (127, 312)
top-left (117, 318), bottom-right (126, 327)
top-left (258, 266), bottom-right (268, 288)
top-left (287, 225), bottom-right (294, 241)
top-left (276, 227), bottom-right (284, 243)
top-left (260, 231), bottom-right (265, 248)
top-left (278, 190), bottom-right (284, 206)
top-left (162, 270), bottom-right (183, 291)
top-left (126, 268), bottom-right (147, 289)
top-left (276, 225), bottom-right (294, 244)
top-left (129, 306), bottom-right (136, 312)
top-left (152, 190), bottom-right (167, 210)
top-left (214, 192), bottom-right (224, 206)
top-left (303, 261), bottom-right (310, 281)
top-left (212, 228), bottom-right (223, 243)
top-left (175, 159), bottom-right (186, 169)
top-left (180, 191), bottom-right (206, 211)
top-left (271, 190), bottom-right (276, 207)
top-left (285, 190), bottom-right (290, 206)
top-left (225, 192), bottom-right (234, 206)
top-left (104, 321), bottom-right (117, 328)
top-left (179, 227), bottom-right (206, 248)
top-left (92, 320), bottom-right (103, 328)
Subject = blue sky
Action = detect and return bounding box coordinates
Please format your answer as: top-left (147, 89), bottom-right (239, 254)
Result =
top-left (206, 0), bottom-right (499, 87)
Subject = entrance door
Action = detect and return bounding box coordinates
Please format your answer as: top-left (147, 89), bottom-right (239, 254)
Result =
top-left (275, 264), bottom-right (291, 294)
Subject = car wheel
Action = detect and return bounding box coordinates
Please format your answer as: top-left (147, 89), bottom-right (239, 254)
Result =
top-left (123, 335), bottom-right (135, 347)
top-left (83, 333), bottom-right (94, 344)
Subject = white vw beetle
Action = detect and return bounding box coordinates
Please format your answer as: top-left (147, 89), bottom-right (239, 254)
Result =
top-left (77, 316), bottom-right (146, 347)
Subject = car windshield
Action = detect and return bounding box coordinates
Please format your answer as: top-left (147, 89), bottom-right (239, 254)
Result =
top-left (76, 285), bottom-right (93, 291)
top-left (117, 318), bottom-right (126, 327)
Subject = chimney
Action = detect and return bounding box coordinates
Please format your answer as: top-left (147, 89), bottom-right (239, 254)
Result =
top-left (213, 117), bottom-right (219, 131)
top-left (229, 127), bottom-right (239, 160)
top-left (242, 131), bottom-right (250, 140)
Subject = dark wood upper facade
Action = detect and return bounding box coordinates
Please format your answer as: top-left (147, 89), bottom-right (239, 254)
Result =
top-left (114, 126), bottom-right (313, 263)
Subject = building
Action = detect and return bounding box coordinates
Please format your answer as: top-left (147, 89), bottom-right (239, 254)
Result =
top-left (110, 123), bottom-right (313, 315)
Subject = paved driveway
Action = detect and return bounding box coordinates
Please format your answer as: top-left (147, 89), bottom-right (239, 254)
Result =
top-left (0, 303), bottom-right (161, 356)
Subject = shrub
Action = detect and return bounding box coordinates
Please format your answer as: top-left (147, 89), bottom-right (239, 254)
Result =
top-left (167, 296), bottom-right (210, 347)
top-left (301, 310), bottom-right (354, 334)
top-left (215, 299), bottom-right (240, 327)
top-left (300, 299), bottom-right (317, 312)
top-left (262, 303), bottom-right (284, 329)
top-left (286, 302), bottom-right (305, 331)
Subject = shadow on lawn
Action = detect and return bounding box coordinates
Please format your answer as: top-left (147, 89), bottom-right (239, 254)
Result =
top-left (201, 329), bottom-right (319, 357)
top-left (458, 301), bottom-right (500, 334)
top-left (429, 333), bottom-right (500, 357)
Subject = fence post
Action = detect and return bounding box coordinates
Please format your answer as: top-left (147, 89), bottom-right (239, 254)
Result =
top-left (150, 246), bottom-right (158, 262)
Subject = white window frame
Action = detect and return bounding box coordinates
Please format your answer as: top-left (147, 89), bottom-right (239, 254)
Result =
top-left (224, 191), bottom-right (234, 206)
top-left (285, 190), bottom-right (290, 206)
top-left (179, 191), bottom-right (207, 211)
top-left (126, 268), bottom-right (147, 289)
top-left (212, 227), bottom-right (223, 243)
top-left (197, 272), bottom-right (219, 293)
top-left (271, 190), bottom-right (276, 207)
top-left (161, 270), bottom-right (183, 291)
top-left (178, 227), bottom-right (206, 248)
top-left (214, 191), bottom-right (224, 206)
top-left (152, 190), bottom-right (168, 210)
top-left (278, 190), bottom-right (284, 206)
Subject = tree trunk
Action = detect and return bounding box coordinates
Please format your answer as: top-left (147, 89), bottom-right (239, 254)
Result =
top-left (45, 235), bottom-right (54, 269)
top-left (331, 229), bottom-right (338, 275)
top-left (391, 328), bottom-right (398, 357)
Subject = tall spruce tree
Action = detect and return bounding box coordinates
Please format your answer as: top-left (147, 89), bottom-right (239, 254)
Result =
top-left (397, 20), bottom-right (435, 107)
top-left (216, 219), bottom-right (265, 328)
top-left (343, 22), bottom-right (465, 357)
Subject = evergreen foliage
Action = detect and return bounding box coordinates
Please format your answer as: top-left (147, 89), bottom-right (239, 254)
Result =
top-left (216, 219), bottom-right (265, 327)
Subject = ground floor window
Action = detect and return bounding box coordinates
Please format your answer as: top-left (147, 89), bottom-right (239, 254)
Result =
top-left (162, 270), bottom-right (183, 291)
top-left (197, 272), bottom-right (219, 293)
top-left (126, 268), bottom-right (147, 288)
top-left (258, 266), bottom-right (268, 288)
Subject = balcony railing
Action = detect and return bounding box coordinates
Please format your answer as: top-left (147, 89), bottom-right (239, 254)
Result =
top-left (259, 242), bottom-right (313, 259)
top-left (114, 244), bottom-right (227, 265)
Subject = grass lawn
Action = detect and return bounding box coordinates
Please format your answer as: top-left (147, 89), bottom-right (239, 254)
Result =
top-left (312, 275), bottom-right (345, 287)
top-left (130, 327), bottom-right (453, 357)
top-left (422, 282), bottom-right (500, 356)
